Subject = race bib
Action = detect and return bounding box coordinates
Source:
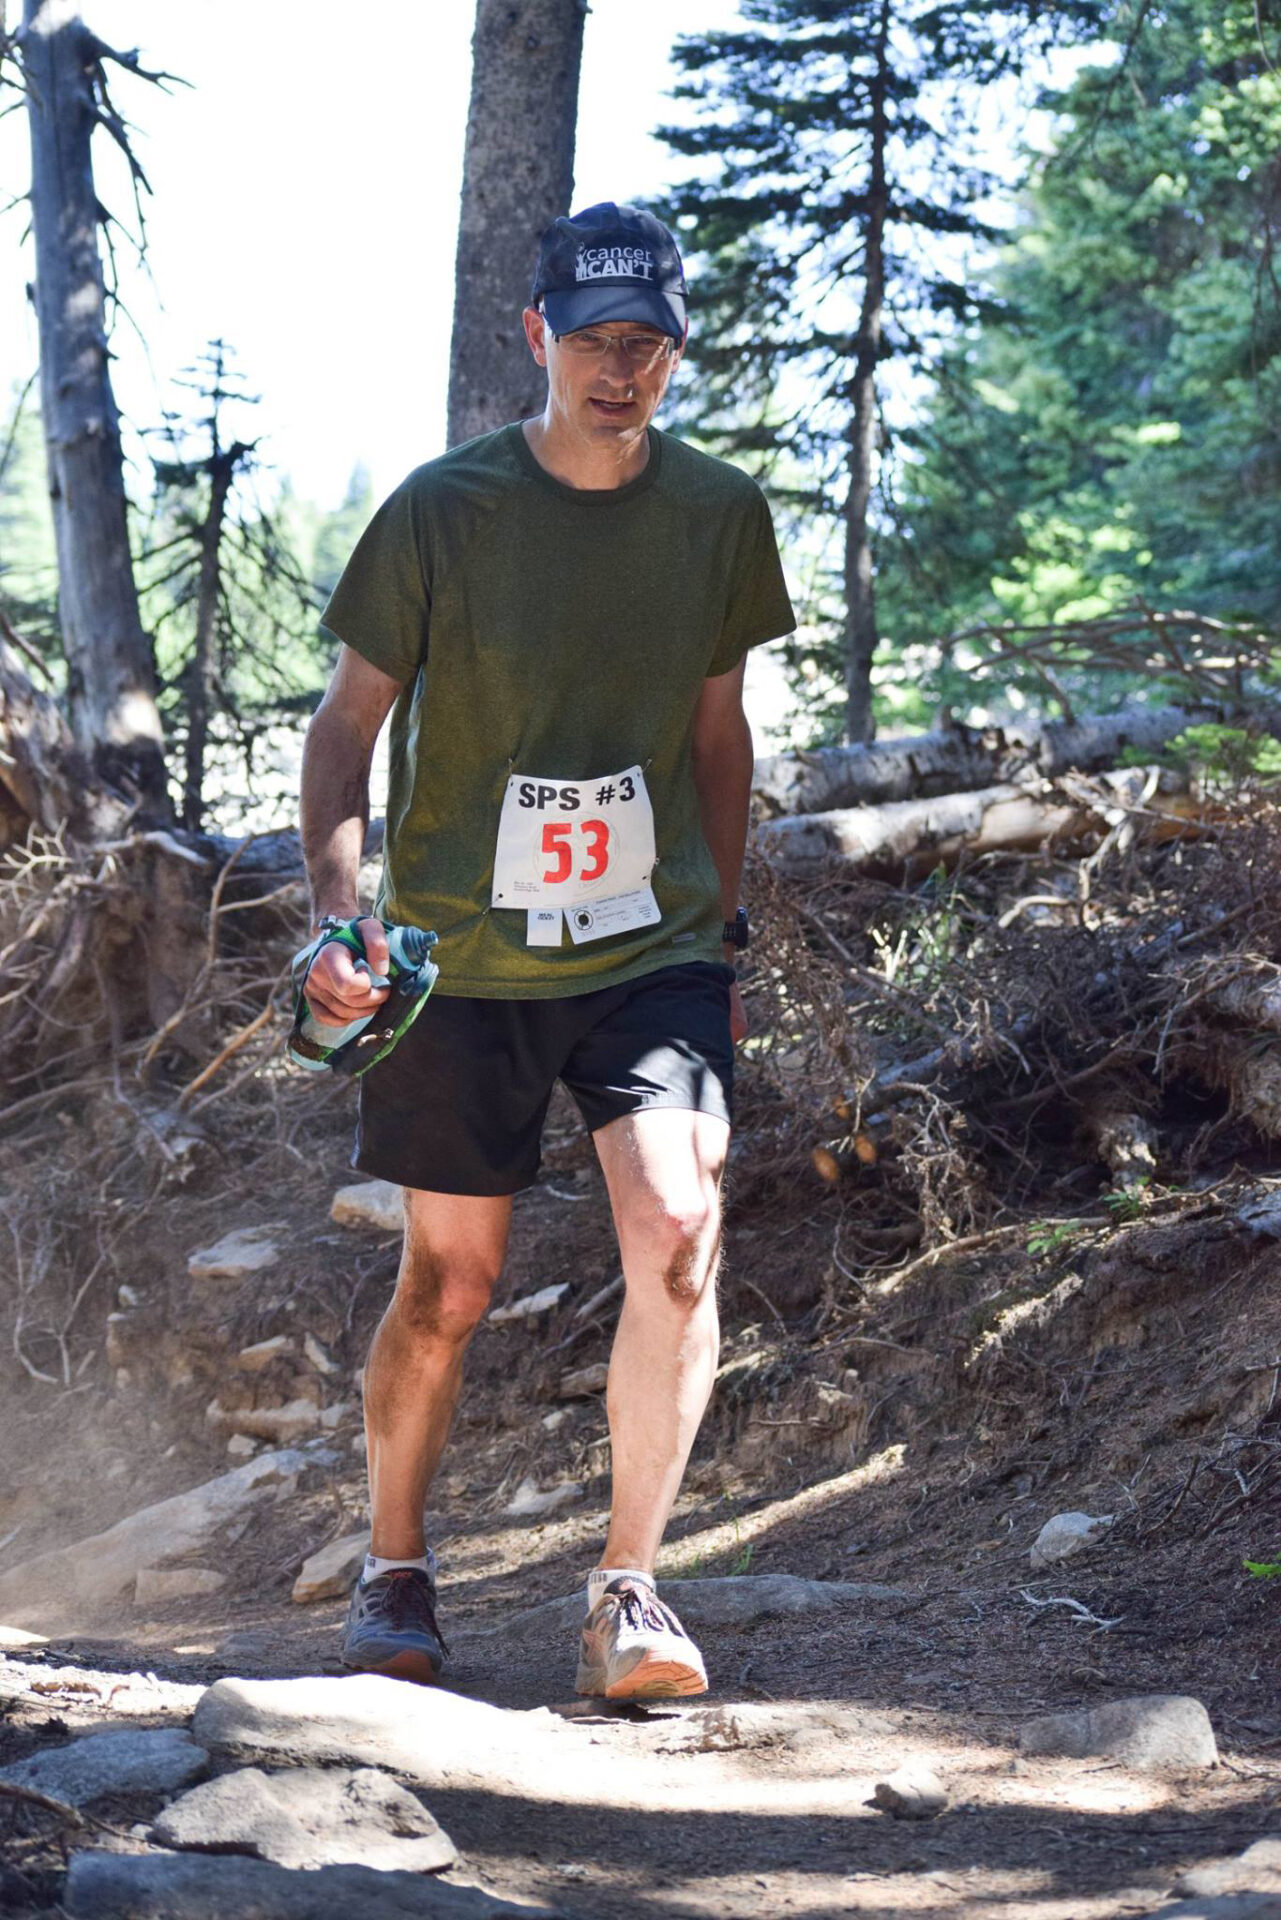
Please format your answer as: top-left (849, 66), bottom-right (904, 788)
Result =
top-left (491, 765), bottom-right (659, 945)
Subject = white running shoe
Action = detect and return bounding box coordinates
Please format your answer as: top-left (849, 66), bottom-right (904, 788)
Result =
top-left (575, 1575), bottom-right (708, 1698)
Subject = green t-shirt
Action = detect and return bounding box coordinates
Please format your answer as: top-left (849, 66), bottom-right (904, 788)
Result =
top-left (320, 422), bottom-right (795, 998)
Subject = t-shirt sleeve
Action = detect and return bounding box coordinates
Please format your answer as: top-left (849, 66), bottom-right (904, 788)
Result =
top-left (319, 477), bottom-right (431, 682)
top-left (706, 487), bottom-right (796, 678)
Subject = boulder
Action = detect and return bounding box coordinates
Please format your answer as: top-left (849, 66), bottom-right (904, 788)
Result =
top-left (0, 1451), bottom-right (305, 1630)
top-left (134, 1567), bottom-right (226, 1606)
top-left (65, 1851), bottom-right (565, 1918)
top-left (292, 1530), bottom-right (370, 1604)
top-left (188, 1226), bottom-right (281, 1282)
top-left (1029, 1510), bottom-right (1113, 1569)
top-left (872, 1764), bottom-right (949, 1819)
top-left (153, 1764), bottom-right (456, 1872)
top-left (0, 1728), bottom-right (207, 1807)
top-left (331, 1180), bottom-right (404, 1233)
top-left (1020, 1695), bottom-right (1218, 1769)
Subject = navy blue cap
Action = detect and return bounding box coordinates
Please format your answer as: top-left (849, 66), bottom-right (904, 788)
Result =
top-left (531, 202), bottom-right (687, 341)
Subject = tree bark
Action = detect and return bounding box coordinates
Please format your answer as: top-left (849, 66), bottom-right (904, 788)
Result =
top-left (183, 445), bottom-right (243, 832)
top-left (753, 700), bottom-right (1281, 816)
top-left (21, 0), bottom-right (169, 819)
top-left (446, 0), bottom-right (587, 448)
top-left (842, 0), bottom-right (890, 746)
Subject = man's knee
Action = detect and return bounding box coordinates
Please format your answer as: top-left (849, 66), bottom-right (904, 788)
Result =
top-left (648, 1194), bottom-right (720, 1304)
top-left (393, 1246), bottom-right (499, 1344)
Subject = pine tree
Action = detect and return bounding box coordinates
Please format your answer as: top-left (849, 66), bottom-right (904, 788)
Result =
top-left (662, 0), bottom-right (1102, 741)
top-left (882, 0), bottom-right (1281, 695)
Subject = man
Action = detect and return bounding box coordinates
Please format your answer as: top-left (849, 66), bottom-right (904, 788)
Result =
top-left (300, 202), bottom-right (794, 1699)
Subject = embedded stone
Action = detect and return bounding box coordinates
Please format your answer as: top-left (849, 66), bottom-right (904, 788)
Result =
top-left (292, 1529), bottom-right (370, 1604)
top-left (1020, 1694), bottom-right (1218, 1769)
top-left (153, 1764), bottom-right (456, 1871)
top-left (331, 1179), bottom-right (404, 1233)
top-left (65, 1850), bottom-right (564, 1917)
top-left (1029, 1510), bottom-right (1113, 1569)
top-left (873, 1764), bottom-right (949, 1819)
top-left (0, 1728), bottom-right (207, 1807)
top-left (188, 1226), bottom-right (280, 1282)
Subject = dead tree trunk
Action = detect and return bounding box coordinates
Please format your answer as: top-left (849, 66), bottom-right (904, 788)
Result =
top-left (446, 0), bottom-right (587, 447)
top-left (842, 0), bottom-right (890, 747)
top-left (20, 0), bottom-right (170, 820)
top-left (183, 442), bottom-right (246, 832)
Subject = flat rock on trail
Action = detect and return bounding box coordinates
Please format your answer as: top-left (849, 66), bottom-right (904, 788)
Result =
top-left (3, 1566), bottom-right (1279, 1920)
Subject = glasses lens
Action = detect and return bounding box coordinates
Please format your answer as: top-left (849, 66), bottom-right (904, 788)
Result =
top-left (556, 330), bottom-right (672, 366)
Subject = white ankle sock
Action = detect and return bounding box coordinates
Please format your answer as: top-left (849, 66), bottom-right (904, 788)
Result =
top-left (587, 1565), bottom-right (654, 1610)
top-left (363, 1551), bottom-right (433, 1585)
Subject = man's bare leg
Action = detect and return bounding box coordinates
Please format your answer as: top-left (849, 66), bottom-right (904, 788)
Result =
top-left (364, 1188), bottom-right (511, 1558)
top-left (594, 1108), bottom-right (728, 1572)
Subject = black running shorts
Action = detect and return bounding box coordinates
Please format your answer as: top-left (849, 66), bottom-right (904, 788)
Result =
top-left (353, 961), bottom-right (735, 1197)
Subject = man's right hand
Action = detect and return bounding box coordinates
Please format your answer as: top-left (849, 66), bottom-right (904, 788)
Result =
top-left (303, 916), bottom-right (392, 1028)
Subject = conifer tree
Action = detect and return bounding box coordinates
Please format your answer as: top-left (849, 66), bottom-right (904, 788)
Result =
top-left (663, 0), bottom-right (1101, 741)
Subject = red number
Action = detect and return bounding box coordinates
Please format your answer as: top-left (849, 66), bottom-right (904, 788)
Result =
top-left (580, 819), bottom-right (610, 882)
top-left (542, 821), bottom-right (573, 883)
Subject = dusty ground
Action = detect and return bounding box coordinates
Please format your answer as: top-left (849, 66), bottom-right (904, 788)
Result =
top-left (2, 1071), bottom-right (1281, 1918)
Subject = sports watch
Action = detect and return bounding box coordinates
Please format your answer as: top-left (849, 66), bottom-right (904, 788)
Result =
top-left (722, 907), bottom-right (749, 950)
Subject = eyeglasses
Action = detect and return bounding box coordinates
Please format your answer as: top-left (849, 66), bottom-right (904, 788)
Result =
top-left (550, 328), bottom-right (676, 370)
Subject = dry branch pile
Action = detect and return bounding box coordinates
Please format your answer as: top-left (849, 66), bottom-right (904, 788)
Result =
top-left (736, 732), bottom-right (1281, 1289)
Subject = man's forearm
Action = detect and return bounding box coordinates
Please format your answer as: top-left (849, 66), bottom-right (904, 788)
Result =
top-left (691, 709), bottom-right (754, 950)
top-left (301, 705), bottom-right (374, 928)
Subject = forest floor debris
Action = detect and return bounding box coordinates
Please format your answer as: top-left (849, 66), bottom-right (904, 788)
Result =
top-left (2, 793), bottom-right (1281, 1912)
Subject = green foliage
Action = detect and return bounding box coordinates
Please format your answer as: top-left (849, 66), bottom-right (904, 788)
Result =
top-left (1244, 1557), bottom-right (1281, 1578)
top-left (1163, 724), bottom-right (1281, 791)
top-left (1102, 1180), bottom-right (1150, 1223)
top-left (660, 0), bottom-right (1104, 733)
top-left (883, 0), bottom-right (1281, 700)
top-left (1026, 1220), bottom-right (1085, 1258)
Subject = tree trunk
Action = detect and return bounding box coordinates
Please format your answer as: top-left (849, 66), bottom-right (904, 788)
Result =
top-left (446, 0), bottom-right (587, 448)
top-left (21, 0), bottom-right (169, 820)
top-left (183, 448), bottom-right (240, 832)
top-left (753, 700), bottom-right (1281, 816)
top-left (842, 0), bottom-right (890, 746)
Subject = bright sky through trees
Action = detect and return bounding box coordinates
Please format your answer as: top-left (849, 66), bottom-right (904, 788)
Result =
top-left (0, 0), bottom-right (739, 509)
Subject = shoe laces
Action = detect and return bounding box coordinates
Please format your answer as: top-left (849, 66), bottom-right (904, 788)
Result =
top-left (613, 1579), bottom-right (679, 1639)
top-left (374, 1568), bottom-right (450, 1654)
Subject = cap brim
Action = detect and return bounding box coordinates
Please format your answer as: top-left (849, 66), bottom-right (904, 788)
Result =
top-left (542, 285), bottom-right (686, 341)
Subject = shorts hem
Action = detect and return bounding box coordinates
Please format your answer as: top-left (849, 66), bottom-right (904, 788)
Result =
top-left (582, 1093), bottom-right (733, 1136)
top-left (352, 1149), bottom-right (538, 1199)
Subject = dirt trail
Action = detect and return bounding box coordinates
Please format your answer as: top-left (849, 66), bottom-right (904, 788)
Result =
top-left (3, 1101), bottom-right (1281, 1916)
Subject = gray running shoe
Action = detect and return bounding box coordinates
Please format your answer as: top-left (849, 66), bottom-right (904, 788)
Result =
top-left (575, 1576), bottom-right (708, 1699)
top-left (340, 1565), bottom-right (447, 1685)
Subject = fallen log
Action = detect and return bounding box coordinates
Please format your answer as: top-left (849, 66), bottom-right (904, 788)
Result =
top-left (752, 700), bottom-right (1281, 817)
top-left (753, 768), bottom-right (1200, 877)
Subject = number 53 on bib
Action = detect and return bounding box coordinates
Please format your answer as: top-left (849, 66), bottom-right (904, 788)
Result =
top-left (490, 764), bottom-right (659, 944)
